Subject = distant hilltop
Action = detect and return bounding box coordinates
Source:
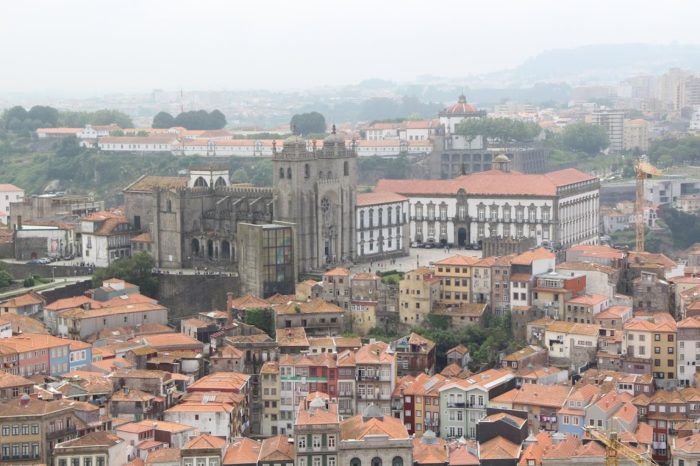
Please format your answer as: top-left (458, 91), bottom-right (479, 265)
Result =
top-left (492, 43), bottom-right (700, 86)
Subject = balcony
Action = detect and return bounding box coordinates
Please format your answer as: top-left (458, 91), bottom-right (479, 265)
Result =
top-left (46, 426), bottom-right (77, 440)
top-left (447, 402), bottom-right (482, 409)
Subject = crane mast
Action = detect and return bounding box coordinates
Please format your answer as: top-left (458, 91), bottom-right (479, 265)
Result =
top-left (585, 427), bottom-right (659, 466)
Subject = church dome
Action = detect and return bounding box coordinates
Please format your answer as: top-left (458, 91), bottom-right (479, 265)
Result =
top-left (323, 124), bottom-right (345, 147)
top-left (323, 133), bottom-right (345, 146)
top-left (441, 94), bottom-right (479, 115)
top-left (284, 135), bottom-right (306, 146)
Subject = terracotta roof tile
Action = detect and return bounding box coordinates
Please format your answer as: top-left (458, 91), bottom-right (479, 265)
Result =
top-left (229, 294), bottom-right (270, 310)
top-left (412, 435), bottom-right (448, 465)
top-left (355, 341), bottom-right (394, 365)
top-left (518, 431), bottom-right (552, 466)
top-left (183, 434), bottom-right (226, 450)
top-left (567, 244), bottom-right (625, 260)
top-left (434, 255), bottom-right (480, 266)
top-left (273, 298), bottom-right (343, 315)
top-left (187, 372), bottom-right (249, 392)
top-left (295, 400), bottom-right (339, 427)
top-left (492, 384), bottom-right (572, 409)
top-left (340, 413), bottom-right (409, 441)
top-left (375, 168), bottom-right (595, 197)
top-left (323, 267), bottom-right (352, 277)
top-left (55, 431), bottom-right (122, 448)
top-left (258, 436), bottom-right (295, 462)
top-left (478, 436), bottom-right (521, 460)
top-left (357, 191), bottom-right (407, 206)
top-left (512, 247), bottom-right (555, 265)
top-left (223, 438), bottom-right (261, 465)
top-left (566, 294), bottom-right (608, 306)
top-left (146, 448), bottom-right (181, 464)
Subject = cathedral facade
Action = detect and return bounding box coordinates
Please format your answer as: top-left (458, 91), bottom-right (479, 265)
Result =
top-left (124, 133), bottom-right (358, 276)
top-left (272, 131), bottom-right (357, 272)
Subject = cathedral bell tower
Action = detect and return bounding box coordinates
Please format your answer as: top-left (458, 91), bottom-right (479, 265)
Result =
top-left (273, 125), bottom-right (357, 273)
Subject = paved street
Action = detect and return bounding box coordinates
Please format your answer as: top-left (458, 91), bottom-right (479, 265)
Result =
top-left (349, 246), bottom-right (482, 274)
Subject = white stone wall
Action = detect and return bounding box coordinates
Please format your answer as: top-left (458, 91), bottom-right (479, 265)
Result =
top-left (407, 196), bottom-right (457, 244)
top-left (356, 200), bottom-right (408, 258)
top-left (164, 410), bottom-right (231, 441)
top-left (557, 189), bottom-right (600, 247)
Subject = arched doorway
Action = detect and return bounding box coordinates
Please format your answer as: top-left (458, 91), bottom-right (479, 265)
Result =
top-left (221, 240), bottom-right (231, 261)
top-left (207, 240), bottom-right (214, 259)
top-left (194, 176), bottom-right (208, 188)
top-left (457, 228), bottom-right (467, 247)
top-left (191, 239), bottom-right (200, 257)
top-left (214, 177), bottom-right (227, 188)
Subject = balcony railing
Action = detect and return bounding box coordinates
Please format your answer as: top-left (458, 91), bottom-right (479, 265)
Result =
top-left (46, 426), bottom-right (77, 439)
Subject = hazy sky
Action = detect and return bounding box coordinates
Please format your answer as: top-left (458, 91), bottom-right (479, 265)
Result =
top-left (1, 0), bottom-right (698, 95)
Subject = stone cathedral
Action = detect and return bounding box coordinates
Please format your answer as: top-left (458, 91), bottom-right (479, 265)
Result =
top-left (123, 130), bottom-right (357, 276)
top-left (272, 130), bottom-right (358, 272)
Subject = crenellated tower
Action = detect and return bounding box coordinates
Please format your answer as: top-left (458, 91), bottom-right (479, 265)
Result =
top-left (273, 126), bottom-right (357, 273)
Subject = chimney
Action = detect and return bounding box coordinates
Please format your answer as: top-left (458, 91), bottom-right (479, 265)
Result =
top-left (226, 292), bottom-right (234, 324)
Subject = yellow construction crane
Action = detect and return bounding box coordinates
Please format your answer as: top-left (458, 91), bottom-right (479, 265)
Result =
top-left (585, 427), bottom-right (659, 466)
top-left (635, 160), bottom-right (662, 252)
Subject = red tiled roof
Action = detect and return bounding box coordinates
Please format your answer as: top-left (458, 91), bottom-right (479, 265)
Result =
top-left (566, 294), bottom-right (608, 306)
top-left (434, 255), bottom-right (480, 266)
top-left (183, 433), bottom-right (226, 450)
top-left (374, 168), bottom-right (595, 197)
top-left (357, 191), bottom-right (407, 206)
top-left (441, 95), bottom-right (480, 115)
top-left (223, 438), bottom-right (261, 465)
top-left (478, 436), bottom-right (521, 460)
top-left (512, 247), bottom-right (555, 265)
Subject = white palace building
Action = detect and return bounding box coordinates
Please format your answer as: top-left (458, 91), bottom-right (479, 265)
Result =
top-left (374, 155), bottom-right (600, 249)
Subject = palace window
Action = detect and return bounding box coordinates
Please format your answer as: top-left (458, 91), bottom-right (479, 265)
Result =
top-left (415, 203), bottom-right (423, 221)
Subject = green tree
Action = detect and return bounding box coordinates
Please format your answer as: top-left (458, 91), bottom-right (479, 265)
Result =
top-left (456, 118), bottom-right (542, 144)
top-left (560, 122), bottom-right (609, 155)
top-left (0, 270), bottom-right (14, 288)
top-left (173, 110), bottom-right (227, 130)
top-left (2, 106), bottom-right (28, 128)
top-left (92, 253), bottom-right (158, 297)
top-left (290, 112), bottom-right (326, 135)
top-left (209, 110), bottom-right (227, 130)
top-left (244, 307), bottom-right (275, 337)
top-left (55, 136), bottom-right (82, 158)
top-left (27, 106), bottom-right (59, 127)
top-left (90, 109), bottom-right (133, 128)
top-left (152, 111), bottom-right (176, 129)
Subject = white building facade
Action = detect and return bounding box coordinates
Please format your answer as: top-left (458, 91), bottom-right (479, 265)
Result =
top-left (355, 192), bottom-right (410, 261)
top-left (375, 159), bottom-right (600, 248)
top-left (0, 184), bottom-right (23, 224)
